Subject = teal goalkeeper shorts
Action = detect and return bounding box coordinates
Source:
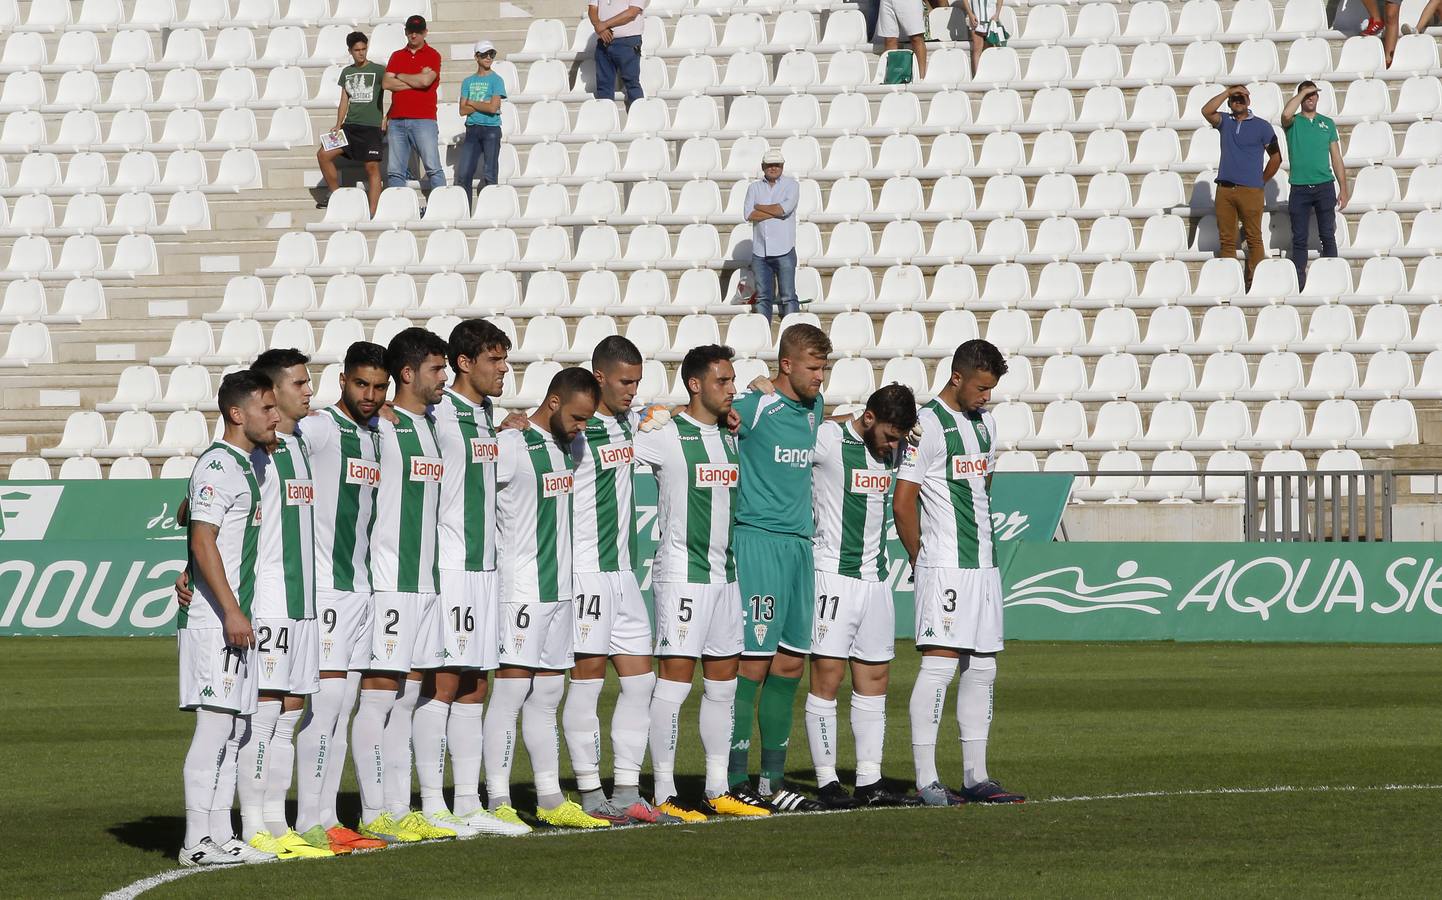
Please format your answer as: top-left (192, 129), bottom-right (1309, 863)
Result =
top-left (735, 525), bottom-right (815, 656)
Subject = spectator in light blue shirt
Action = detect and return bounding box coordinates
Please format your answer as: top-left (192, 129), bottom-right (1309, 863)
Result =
top-left (454, 39), bottom-right (506, 203)
top-left (743, 149), bottom-right (799, 321)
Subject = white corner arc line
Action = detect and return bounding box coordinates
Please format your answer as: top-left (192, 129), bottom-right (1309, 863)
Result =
top-left (103, 783), bottom-right (1442, 900)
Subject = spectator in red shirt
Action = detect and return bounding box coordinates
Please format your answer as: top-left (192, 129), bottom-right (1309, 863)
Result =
top-left (383, 15), bottom-right (445, 192)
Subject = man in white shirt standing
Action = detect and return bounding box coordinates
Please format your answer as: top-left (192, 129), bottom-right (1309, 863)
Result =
top-left (589, 0), bottom-right (647, 108)
top-left (743, 149), bottom-right (800, 322)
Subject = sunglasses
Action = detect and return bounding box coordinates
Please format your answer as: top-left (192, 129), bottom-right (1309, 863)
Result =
top-left (476, 50), bottom-right (496, 57)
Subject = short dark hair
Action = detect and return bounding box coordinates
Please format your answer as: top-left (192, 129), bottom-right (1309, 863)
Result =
top-left (680, 344), bottom-right (735, 392)
top-left (346, 31), bottom-right (368, 48)
top-left (951, 339), bottom-right (1008, 378)
top-left (1297, 80), bottom-right (1317, 94)
top-left (866, 383), bottom-right (918, 432)
top-left (384, 327), bottom-right (448, 380)
top-left (778, 323), bottom-right (832, 361)
top-left (546, 366), bottom-right (601, 404)
top-left (217, 370), bottom-right (273, 420)
top-left (592, 335), bottom-right (643, 372)
top-left (343, 340), bottom-right (386, 373)
top-left (447, 318), bottom-right (511, 372)
top-left (251, 348), bottom-right (310, 384)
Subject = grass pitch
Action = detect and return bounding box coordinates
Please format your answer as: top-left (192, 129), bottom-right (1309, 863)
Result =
top-left (6, 639), bottom-right (1442, 898)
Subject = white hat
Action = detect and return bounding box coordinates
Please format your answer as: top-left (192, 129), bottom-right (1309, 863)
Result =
top-left (473, 39), bottom-right (496, 55)
top-left (762, 149), bottom-right (785, 165)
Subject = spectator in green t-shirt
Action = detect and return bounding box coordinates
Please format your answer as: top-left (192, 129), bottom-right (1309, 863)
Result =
top-left (1281, 82), bottom-right (1350, 290)
top-left (317, 31), bottom-right (386, 215)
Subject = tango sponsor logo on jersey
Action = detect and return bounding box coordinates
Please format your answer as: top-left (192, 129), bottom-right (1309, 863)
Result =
top-left (469, 437), bottom-right (498, 464)
top-left (542, 471), bottom-right (574, 497)
top-left (773, 446), bottom-right (811, 466)
top-left (850, 470), bottom-right (892, 494)
top-left (345, 457), bottom-right (381, 487)
top-left (695, 462), bottom-right (739, 488)
top-left (599, 444), bottom-right (633, 469)
top-left (251, 504), bottom-right (263, 525)
top-left (951, 453), bottom-right (990, 479)
top-left (284, 479), bottom-right (314, 506)
top-left (409, 455), bottom-right (444, 483)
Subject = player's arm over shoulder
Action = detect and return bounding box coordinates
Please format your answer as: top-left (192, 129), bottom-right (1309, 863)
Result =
top-left (632, 422), bottom-right (671, 467)
top-left (812, 419), bottom-right (842, 465)
top-left (494, 426), bottom-right (524, 485)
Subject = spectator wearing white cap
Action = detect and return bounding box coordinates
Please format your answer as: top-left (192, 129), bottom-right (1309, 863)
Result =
top-left (744, 149), bottom-right (800, 321)
top-left (455, 40), bottom-right (507, 203)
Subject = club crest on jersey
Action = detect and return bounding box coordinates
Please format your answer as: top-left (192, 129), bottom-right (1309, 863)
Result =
top-left (321, 638), bottom-right (333, 658)
top-left (753, 624), bottom-right (767, 645)
top-left (346, 458), bottom-right (381, 487)
top-left (469, 438), bottom-right (498, 464)
top-left (942, 616), bottom-right (955, 633)
top-left (457, 636), bottom-right (468, 654)
top-left (262, 655), bottom-right (277, 678)
top-left (543, 471), bottom-right (574, 497)
top-left (808, 412), bottom-right (816, 429)
top-left (221, 675), bottom-right (235, 697)
top-left (695, 463), bottom-right (739, 488)
top-left (850, 470), bottom-right (892, 494)
top-left (285, 480), bottom-right (314, 506)
top-left (384, 638), bottom-right (397, 659)
top-left (578, 623), bottom-right (592, 642)
top-left (723, 433), bottom-right (737, 453)
top-left (677, 624), bottom-right (689, 644)
top-left (950, 454), bottom-right (989, 479)
top-left (513, 633), bottom-right (526, 653)
top-left (598, 444), bottom-right (633, 469)
top-left (816, 623), bottom-right (828, 641)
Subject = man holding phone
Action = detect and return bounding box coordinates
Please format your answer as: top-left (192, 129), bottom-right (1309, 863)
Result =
top-left (1203, 84), bottom-right (1281, 291)
top-left (1281, 81), bottom-right (1349, 290)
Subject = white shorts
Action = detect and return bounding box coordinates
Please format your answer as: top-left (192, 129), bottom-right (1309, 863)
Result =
top-left (317, 589), bottom-right (374, 672)
top-left (439, 569), bottom-right (501, 670)
top-left (654, 581), bottom-right (744, 659)
top-left (254, 617), bottom-right (321, 695)
top-left (811, 570), bottom-right (896, 663)
top-left (913, 566), bottom-right (1004, 653)
top-left (877, 0), bottom-right (925, 39)
top-left (499, 598), bottom-right (574, 670)
top-left (178, 627), bottom-right (258, 715)
top-left (368, 591), bottom-right (445, 673)
top-left (573, 570), bottom-right (653, 658)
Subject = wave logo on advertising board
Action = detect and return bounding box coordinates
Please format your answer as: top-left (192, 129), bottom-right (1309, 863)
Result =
top-left (0, 486), bottom-right (63, 541)
top-left (1004, 560), bottom-right (1170, 615)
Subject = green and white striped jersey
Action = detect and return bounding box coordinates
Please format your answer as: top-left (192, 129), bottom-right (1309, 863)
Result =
top-left (812, 420), bottom-right (897, 582)
top-left (571, 409), bottom-right (637, 575)
top-left (306, 406), bottom-right (381, 594)
top-left (897, 400), bottom-right (997, 569)
top-left (254, 430), bottom-right (316, 619)
top-left (434, 388), bottom-right (498, 573)
top-left (182, 440), bottom-right (262, 629)
top-left (371, 406), bottom-right (444, 594)
top-left (632, 413), bottom-right (739, 584)
top-left (495, 423), bottom-right (576, 603)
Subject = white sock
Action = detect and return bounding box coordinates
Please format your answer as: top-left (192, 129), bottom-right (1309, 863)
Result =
top-left (263, 707), bottom-right (302, 835)
top-left (804, 693), bottom-right (839, 788)
top-left (647, 678), bottom-right (692, 804)
top-left (183, 709), bottom-right (234, 848)
top-left (909, 656), bottom-right (958, 789)
top-left (523, 675), bottom-right (566, 809)
top-left (562, 678), bottom-right (605, 793)
top-left (700, 678), bottom-right (736, 799)
top-left (413, 696), bottom-right (452, 816)
top-left (382, 678), bottom-right (422, 816)
top-left (237, 700), bottom-right (281, 839)
top-left (448, 701), bottom-right (485, 816)
top-left (483, 677), bottom-right (532, 810)
top-left (325, 673), bottom-right (361, 826)
top-left (958, 655), bottom-right (997, 789)
top-left (352, 688), bottom-right (393, 823)
top-left (295, 677), bottom-right (346, 833)
top-left (851, 692), bottom-right (887, 788)
top-left (612, 672), bottom-right (655, 796)
top-left (209, 717), bottom-right (242, 841)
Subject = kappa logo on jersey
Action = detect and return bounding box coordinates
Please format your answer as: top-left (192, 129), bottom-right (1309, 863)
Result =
top-left (409, 456), bottom-right (444, 482)
top-left (598, 444), bottom-right (633, 469)
top-left (284, 479), bottom-right (314, 506)
top-left (774, 446), bottom-right (811, 466)
top-left (850, 470), bottom-right (892, 494)
top-left (695, 463), bottom-right (739, 488)
top-left (950, 454), bottom-right (990, 479)
top-left (542, 471), bottom-right (574, 497)
top-left (200, 685), bottom-right (215, 699)
top-left (345, 457), bottom-right (381, 487)
top-left (469, 437), bottom-right (499, 464)
top-left (206, 459), bottom-right (225, 471)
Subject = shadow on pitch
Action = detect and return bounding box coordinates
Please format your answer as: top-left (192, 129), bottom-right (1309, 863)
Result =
top-left (110, 816), bottom-right (185, 855)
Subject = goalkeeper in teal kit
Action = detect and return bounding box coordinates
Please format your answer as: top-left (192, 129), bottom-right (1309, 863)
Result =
top-left (726, 323), bottom-right (832, 812)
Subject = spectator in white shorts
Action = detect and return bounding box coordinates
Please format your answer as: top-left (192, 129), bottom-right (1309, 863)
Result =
top-left (876, 0), bottom-right (927, 80)
top-left (959, 0), bottom-right (1003, 76)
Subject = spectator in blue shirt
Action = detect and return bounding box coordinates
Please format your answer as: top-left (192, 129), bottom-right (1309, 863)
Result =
top-left (454, 40), bottom-right (506, 203)
top-left (743, 149), bottom-right (800, 321)
top-left (1203, 84), bottom-right (1281, 290)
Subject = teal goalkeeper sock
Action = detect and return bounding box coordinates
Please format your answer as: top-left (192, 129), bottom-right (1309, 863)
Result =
top-left (728, 675), bottom-right (762, 786)
top-left (759, 673), bottom-right (802, 785)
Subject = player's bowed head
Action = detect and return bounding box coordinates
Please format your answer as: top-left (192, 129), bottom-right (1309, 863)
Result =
top-left (856, 383), bottom-right (919, 461)
top-left (947, 339), bottom-right (1008, 414)
top-left (536, 366), bottom-right (601, 445)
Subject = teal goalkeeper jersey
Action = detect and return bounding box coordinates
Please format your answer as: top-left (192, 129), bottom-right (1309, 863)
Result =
top-left (732, 389), bottom-right (824, 538)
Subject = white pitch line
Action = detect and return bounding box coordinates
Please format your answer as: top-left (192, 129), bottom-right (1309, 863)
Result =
top-left (102, 783), bottom-right (1442, 900)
